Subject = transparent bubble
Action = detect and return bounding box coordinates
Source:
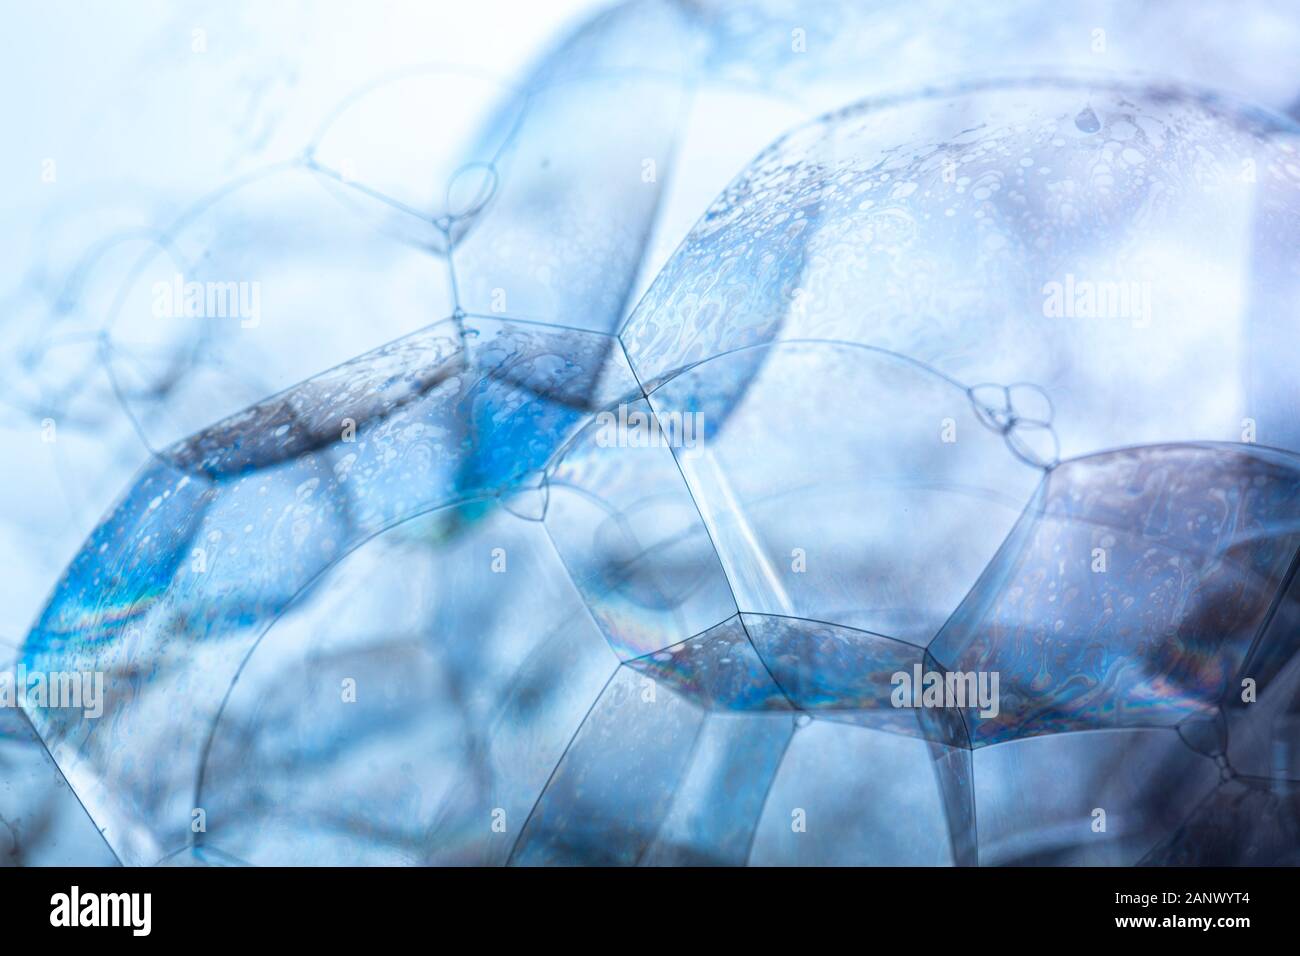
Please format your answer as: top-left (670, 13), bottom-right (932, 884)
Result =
top-left (13, 11), bottom-right (1300, 867)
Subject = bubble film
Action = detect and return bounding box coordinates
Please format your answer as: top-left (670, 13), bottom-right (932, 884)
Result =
top-left (7, 1), bottom-right (1300, 867)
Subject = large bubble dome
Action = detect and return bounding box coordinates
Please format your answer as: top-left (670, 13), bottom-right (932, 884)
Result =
top-left (9, 6), bottom-right (1300, 868)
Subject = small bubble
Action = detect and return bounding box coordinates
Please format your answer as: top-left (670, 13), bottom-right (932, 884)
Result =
top-left (1074, 106), bottom-right (1101, 134)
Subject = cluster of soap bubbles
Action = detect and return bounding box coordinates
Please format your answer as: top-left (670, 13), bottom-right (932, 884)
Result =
top-left (7, 0), bottom-right (1300, 865)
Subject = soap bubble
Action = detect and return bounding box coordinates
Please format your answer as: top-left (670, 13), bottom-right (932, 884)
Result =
top-left (12, 6), bottom-right (1300, 866)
